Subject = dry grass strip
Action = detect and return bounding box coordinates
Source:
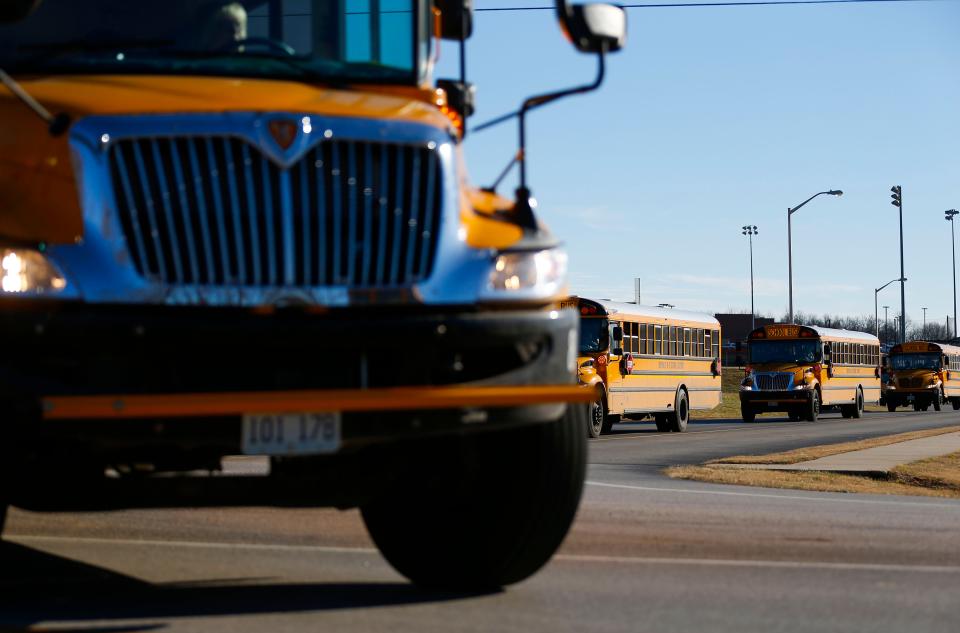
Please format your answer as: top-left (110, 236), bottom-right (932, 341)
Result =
top-left (666, 451), bottom-right (960, 499)
top-left (710, 425), bottom-right (960, 465)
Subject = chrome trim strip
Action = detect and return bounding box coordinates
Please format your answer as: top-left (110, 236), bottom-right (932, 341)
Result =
top-left (223, 138), bottom-right (247, 284)
top-left (405, 147), bottom-right (421, 280)
top-left (132, 140), bottom-right (168, 281)
top-left (187, 139), bottom-right (216, 282)
top-left (170, 139), bottom-right (200, 283)
top-left (390, 146), bottom-right (404, 285)
top-left (260, 151), bottom-right (277, 285)
top-left (112, 143), bottom-right (149, 274)
top-left (241, 143), bottom-right (262, 285)
top-left (331, 141), bottom-right (343, 284)
top-left (204, 138), bottom-right (231, 281)
top-left (279, 169), bottom-right (295, 286)
top-left (361, 142), bottom-right (374, 284)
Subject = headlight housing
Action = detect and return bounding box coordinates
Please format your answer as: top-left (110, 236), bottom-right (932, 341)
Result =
top-left (1, 248), bottom-right (67, 295)
top-left (485, 248), bottom-right (568, 297)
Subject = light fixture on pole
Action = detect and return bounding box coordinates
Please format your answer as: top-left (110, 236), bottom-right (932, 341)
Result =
top-left (742, 225), bottom-right (758, 331)
top-left (787, 190), bottom-right (843, 323)
top-left (891, 186), bottom-right (906, 344)
top-left (947, 209), bottom-right (958, 337)
top-left (875, 278), bottom-right (905, 339)
top-left (657, 303), bottom-right (675, 309)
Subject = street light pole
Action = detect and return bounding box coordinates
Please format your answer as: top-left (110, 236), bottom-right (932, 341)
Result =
top-left (891, 186), bottom-right (906, 344)
top-left (875, 278), bottom-right (905, 339)
top-left (787, 190), bottom-right (843, 323)
top-left (742, 225), bottom-right (758, 331)
top-left (947, 209), bottom-right (958, 338)
top-left (922, 307), bottom-right (928, 339)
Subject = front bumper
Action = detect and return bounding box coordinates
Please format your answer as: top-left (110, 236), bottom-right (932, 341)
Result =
top-left (739, 390), bottom-right (812, 410)
top-left (1, 300), bottom-right (585, 441)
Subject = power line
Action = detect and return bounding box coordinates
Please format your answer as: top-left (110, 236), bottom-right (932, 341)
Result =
top-left (476, 0), bottom-right (946, 11)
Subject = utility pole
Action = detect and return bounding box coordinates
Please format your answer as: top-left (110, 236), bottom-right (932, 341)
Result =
top-left (891, 185), bottom-right (906, 344)
top-left (922, 307), bottom-right (928, 339)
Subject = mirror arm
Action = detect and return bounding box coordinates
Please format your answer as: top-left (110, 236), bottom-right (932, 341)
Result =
top-left (517, 48), bottom-right (605, 190)
top-left (0, 68), bottom-right (70, 136)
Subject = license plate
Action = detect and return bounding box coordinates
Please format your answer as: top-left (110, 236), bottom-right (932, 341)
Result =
top-left (242, 412), bottom-right (341, 456)
top-left (767, 401), bottom-right (777, 407)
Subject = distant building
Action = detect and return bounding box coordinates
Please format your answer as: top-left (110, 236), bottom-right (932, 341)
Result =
top-left (714, 313), bottom-right (776, 367)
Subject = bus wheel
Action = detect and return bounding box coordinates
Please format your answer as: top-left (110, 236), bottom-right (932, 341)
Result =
top-left (851, 388), bottom-right (864, 419)
top-left (805, 390), bottom-right (820, 422)
top-left (588, 393), bottom-right (606, 438)
top-left (668, 389), bottom-right (689, 432)
top-left (788, 410), bottom-right (802, 422)
top-left (361, 403), bottom-right (587, 589)
top-left (933, 391), bottom-right (943, 412)
top-left (953, 399), bottom-right (960, 411)
top-left (887, 400), bottom-right (897, 412)
top-left (741, 405), bottom-right (756, 423)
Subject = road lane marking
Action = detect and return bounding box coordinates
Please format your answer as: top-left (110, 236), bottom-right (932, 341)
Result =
top-left (11, 535), bottom-right (960, 576)
top-left (585, 480), bottom-right (960, 509)
top-left (554, 554), bottom-right (960, 574)
top-left (9, 534), bottom-right (379, 554)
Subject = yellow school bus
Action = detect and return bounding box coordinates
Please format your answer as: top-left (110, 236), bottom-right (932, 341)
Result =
top-left (885, 341), bottom-right (960, 412)
top-left (569, 297), bottom-right (722, 436)
top-left (740, 324), bottom-right (881, 421)
top-left (0, 0), bottom-right (628, 588)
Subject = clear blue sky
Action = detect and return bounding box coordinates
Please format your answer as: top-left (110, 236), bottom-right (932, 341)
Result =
top-left (436, 0), bottom-right (960, 328)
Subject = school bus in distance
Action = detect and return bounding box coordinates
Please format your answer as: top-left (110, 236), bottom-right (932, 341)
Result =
top-left (0, 0), bottom-right (628, 589)
top-left (566, 297), bottom-right (722, 436)
top-left (884, 341), bottom-right (960, 412)
top-left (739, 324), bottom-right (881, 422)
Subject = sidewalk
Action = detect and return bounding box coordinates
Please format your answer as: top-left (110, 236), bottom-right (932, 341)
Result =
top-left (717, 432), bottom-right (960, 474)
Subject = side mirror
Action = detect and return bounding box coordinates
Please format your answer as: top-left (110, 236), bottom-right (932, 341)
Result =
top-left (555, 2), bottom-right (627, 54)
top-left (0, 0), bottom-right (41, 22)
top-left (436, 79), bottom-right (476, 120)
top-left (823, 343), bottom-right (832, 359)
top-left (612, 325), bottom-right (623, 342)
top-left (435, 0), bottom-right (473, 40)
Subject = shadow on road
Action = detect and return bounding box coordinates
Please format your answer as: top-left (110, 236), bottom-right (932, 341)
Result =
top-left (0, 541), bottom-right (493, 631)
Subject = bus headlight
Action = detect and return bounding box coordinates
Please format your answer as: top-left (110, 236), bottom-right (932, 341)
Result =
top-left (1, 248), bottom-right (67, 295)
top-left (487, 249), bottom-right (568, 295)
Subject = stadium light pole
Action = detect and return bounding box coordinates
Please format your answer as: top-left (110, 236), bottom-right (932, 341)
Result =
top-left (788, 190), bottom-right (843, 323)
top-left (891, 186), bottom-right (906, 344)
top-left (947, 209), bottom-right (958, 337)
top-left (875, 278), bottom-right (904, 339)
top-left (742, 225), bottom-right (758, 331)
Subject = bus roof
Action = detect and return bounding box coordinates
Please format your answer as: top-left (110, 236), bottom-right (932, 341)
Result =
top-left (749, 324), bottom-right (880, 344)
top-left (890, 341), bottom-right (960, 356)
top-left (574, 298), bottom-right (720, 328)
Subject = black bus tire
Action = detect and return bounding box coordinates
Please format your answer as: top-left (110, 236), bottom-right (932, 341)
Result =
top-left (852, 388), bottom-right (864, 419)
top-left (887, 400), bottom-right (897, 412)
top-left (741, 405), bottom-right (756, 423)
top-left (670, 389), bottom-right (689, 433)
top-left (361, 402), bottom-right (587, 590)
top-left (953, 399), bottom-right (960, 411)
top-left (806, 390), bottom-right (820, 422)
top-left (933, 393), bottom-right (942, 412)
top-left (588, 392), bottom-right (605, 439)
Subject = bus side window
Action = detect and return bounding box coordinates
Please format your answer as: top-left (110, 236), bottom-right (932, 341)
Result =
top-left (711, 330), bottom-right (720, 359)
top-left (654, 325), bottom-right (662, 355)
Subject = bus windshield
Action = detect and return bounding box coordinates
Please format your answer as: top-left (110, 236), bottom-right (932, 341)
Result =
top-left (0, 0), bottom-right (423, 83)
top-left (579, 318), bottom-right (609, 354)
top-left (889, 353), bottom-right (941, 370)
top-left (750, 340), bottom-right (821, 364)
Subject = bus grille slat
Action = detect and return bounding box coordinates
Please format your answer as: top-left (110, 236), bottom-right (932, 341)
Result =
top-left (108, 136), bottom-right (442, 289)
top-left (755, 373), bottom-right (793, 391)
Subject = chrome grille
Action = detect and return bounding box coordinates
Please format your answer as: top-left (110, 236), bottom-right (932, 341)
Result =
top-left (108, 137), bottom-right (442, 287)
top-left (755, 373), bottom-right (793, 391)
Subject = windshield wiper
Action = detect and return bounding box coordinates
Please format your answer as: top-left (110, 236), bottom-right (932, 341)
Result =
top-left (0, 68), bottom-right (70, 136)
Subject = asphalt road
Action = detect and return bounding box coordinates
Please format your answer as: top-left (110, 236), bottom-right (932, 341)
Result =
top-left (3, 408), bottom-right (960, 633)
